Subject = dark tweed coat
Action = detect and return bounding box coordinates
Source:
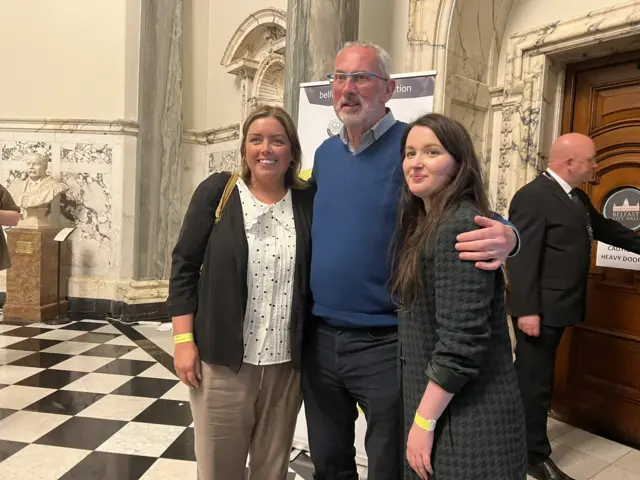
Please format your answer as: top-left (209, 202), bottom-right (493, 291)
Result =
top-left (399, 203), bottom-right (527, 480)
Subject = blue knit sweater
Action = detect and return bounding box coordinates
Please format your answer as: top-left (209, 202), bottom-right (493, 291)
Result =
top-left (310, 121), bottom-right (407, 327)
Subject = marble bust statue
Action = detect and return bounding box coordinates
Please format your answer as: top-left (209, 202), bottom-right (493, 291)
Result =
top-left (8, 153), bottom-right (69, 228)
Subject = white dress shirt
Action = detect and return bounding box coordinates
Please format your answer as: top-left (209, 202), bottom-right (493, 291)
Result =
top-left (236, 179), bottom-right (297, 366)
top-left (546, 168), bottom-right (573, 196)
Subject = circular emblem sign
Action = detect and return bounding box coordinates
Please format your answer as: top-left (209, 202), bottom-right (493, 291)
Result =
top-left (602, 187), bottom-right (640, 231)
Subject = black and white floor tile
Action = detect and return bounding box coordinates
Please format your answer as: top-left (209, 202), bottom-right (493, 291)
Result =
top-left (0, 317), bottom-right (341, 480)
top-left (3, 318), bottom-right (638, 480)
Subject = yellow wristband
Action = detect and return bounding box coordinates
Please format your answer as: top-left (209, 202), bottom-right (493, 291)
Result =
top-left (174, 333), bottom-right (194, 344)
top-left (414, 413), bottom-right (437, 432)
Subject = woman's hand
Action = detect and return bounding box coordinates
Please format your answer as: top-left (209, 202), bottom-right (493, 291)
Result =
top-left (407, 423), bottom-right (434, 479)
top-left (174, 342), bottom-right (201, 388)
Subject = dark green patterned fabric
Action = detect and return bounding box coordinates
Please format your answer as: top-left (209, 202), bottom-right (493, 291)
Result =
top-left (399, 202), bottom-right (527, 479)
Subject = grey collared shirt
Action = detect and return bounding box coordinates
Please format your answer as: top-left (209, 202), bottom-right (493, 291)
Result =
top-left (339, 110), bottom-right (397, 154)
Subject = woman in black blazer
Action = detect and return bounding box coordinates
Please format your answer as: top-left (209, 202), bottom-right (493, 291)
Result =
top-left (168, 105), bottom-right (314, 480)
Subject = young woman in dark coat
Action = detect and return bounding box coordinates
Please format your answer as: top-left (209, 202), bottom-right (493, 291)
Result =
top-left (392, 113), bottom-right (527, 480)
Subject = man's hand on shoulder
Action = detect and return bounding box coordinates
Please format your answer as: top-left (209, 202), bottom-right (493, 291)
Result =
top-left (455, 215), bottom-right (518, 271)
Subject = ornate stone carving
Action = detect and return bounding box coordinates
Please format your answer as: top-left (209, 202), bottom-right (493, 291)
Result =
top-left (221, 8), bottom-right (286, 68)
top-left (8, 153), bottom-right (69, 228)
top-left (413, 0), bottom-right (640, 214)
top-left (222, 8), bottom-right (287, 121)
top-left (252, 54), bottom-right (285, 107)
top-left (495, 0), bottom-right (640, 214)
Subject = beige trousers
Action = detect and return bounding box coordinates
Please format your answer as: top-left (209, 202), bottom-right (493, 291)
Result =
top-left (190, 361), bottom-right (302, 480)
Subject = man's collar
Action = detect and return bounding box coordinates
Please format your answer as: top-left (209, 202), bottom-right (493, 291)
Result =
top-left (545, 167), bottom-right (572, 194)
top-left (338, 109), bottom-right (396, 147)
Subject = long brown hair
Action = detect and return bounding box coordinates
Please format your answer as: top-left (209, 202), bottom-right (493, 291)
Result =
top-left (239, 104), bottom-right (307, 190)
top-left (390, 113), bottom-right (490, 309)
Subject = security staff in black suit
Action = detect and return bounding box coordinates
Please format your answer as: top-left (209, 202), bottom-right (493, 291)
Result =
top-left (506, 133), bottom-right (640, 480)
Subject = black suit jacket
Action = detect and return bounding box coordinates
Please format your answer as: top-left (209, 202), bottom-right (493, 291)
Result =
top-left (506, 173), bottom-right (640, 327)
top-left (168, 172), bottom-right (315, 372)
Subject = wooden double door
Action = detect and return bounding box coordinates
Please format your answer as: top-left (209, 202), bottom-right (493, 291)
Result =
top-left (552, 52), bottom-right (640, 446)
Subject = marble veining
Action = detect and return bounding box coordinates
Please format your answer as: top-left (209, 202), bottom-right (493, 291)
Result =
top-left (135, 0), bottom-right (184, 280)
top-left (60, 172), bottom-right (113, 269)
top-left (4, 169), bottom-right (28, 189)
top-left (1, 141), bottom-right (52, 163)
top-left (283, 0), bottom-right (359, 122)
top-left (60, 143), bottom-right (113, 164)
top-left (182, 124), bottom-right (240, 145)
top-left (124, 280), bottom-right (170, 305)
top-left (208, 150), bottom-right (238, 174)
top-left (0, 118), bottom-right (138, 136)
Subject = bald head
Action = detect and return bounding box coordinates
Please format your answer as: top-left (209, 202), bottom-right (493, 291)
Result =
top-left (547, 133), bottom-right (596, 188)
top-left (549, 133), bottom-right (595, 164)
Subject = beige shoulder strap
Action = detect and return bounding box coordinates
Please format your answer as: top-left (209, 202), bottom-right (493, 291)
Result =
top-left (214, 173), bottom-right (239, 224)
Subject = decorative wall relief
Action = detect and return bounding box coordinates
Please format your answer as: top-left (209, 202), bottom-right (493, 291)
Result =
top-left (61, 143), bottom-right (113, 164)
top-left (253, 54), bottom-right (285, 107)
top-left (60, 172), bottom-right (113, 269)
top-left (222, 8), bottom-right (287, 121)
top-left (1, 141), bottom-right (52, 163)
top-left (58, 139), bottom-right (117, 272)
top-left (0, 122), bottom-right (131, 302)
top-left (495, 1), bottom-right (640, 214)
top-left (208, 150), bottom-right (238, 175)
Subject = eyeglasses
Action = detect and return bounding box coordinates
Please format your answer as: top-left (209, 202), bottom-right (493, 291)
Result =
top-left (327, 72), bottom-right (388, 86)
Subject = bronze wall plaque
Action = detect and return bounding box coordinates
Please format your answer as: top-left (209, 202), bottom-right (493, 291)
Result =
top-left (15, 240), bottom-right (34, 255)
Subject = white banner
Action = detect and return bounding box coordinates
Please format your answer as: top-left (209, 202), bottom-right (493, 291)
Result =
top-left (293, 71), bottom-right (437, 466)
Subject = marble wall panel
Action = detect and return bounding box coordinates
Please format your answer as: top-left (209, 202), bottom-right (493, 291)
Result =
top-left (60, 171), bottom-right (113, 272)
top-left (178, 141), bottom-right (240, 220)
top-left (1, 140), bottom-right (52, 163)
top-left (0, 132), bottom-right (124, 292)
top-left (180, 143), bottom-right (207, 216)
top-left (208, 150), bottom-right (238, 175)
top-left (206, 140), bottom-right (239, 176)
top-left (60, 143), bottom-right (113, 164)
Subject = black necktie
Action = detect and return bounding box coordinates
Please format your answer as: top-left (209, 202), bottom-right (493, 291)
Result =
top-left (569, 189), bottom-right (581, 205)
top-left (570, 188), bottom-right (593, 245)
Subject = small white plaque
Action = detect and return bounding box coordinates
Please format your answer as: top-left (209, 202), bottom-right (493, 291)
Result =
top-left (54, 227), bottom-right (76, 242)
top-left (595, 241), bottom-right (640, 271)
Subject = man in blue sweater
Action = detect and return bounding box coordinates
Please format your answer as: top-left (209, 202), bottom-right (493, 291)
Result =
top-left (303, 41), bottom-right (520, 480)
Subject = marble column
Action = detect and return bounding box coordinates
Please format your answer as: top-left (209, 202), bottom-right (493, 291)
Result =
top-left (284, 0), bottom-right (359, 124)
top-left (135, 0), bottom-right (183, 280)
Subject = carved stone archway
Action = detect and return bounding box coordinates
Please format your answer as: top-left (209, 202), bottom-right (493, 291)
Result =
top-left (221, 8), bottom-right (286, 123)
top-left (252, 54), bottom-right (285, 107)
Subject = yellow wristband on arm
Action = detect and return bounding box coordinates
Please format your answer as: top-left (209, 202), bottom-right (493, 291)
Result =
top-left (414, 413), bottom-right (437, 432)
top-left (174, 333), bottom-right (194, 344)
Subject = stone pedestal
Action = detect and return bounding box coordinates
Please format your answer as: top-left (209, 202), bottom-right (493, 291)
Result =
top-left (4, 227), bottom-right (68, 323)
top-left (18, 206), bottom-right (53, 229)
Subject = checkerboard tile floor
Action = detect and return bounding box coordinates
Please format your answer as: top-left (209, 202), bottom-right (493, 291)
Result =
top-left (2, 318), bottom-right (638, 480)
top-left (0, 318), bottom-right (327, 480)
